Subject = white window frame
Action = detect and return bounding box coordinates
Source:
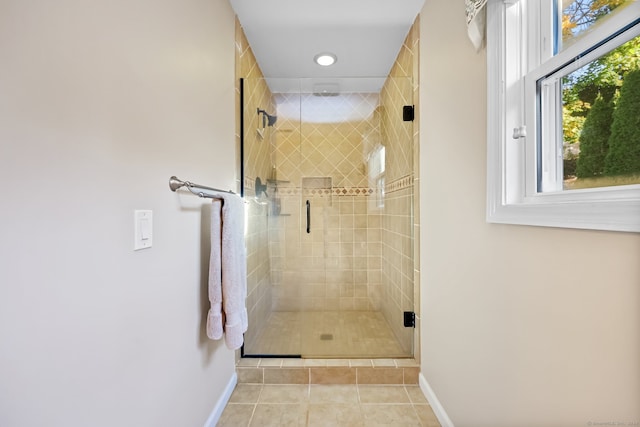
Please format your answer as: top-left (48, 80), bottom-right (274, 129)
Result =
top-left (486, 0), bottom-right (640, 232)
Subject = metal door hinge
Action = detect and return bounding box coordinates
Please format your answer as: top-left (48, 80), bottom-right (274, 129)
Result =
top-left (403, 311), bottom-right (415, 328)
top-left (403, 105), bottom-right (415, 122)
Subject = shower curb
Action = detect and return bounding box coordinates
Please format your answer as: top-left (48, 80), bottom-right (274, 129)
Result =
top-left (236, 358), bottom-right (419, 385)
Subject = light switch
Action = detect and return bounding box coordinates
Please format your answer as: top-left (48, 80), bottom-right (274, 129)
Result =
top-left (134, 210), bottom-right (153, 250)
top-left (140, 218), bottom-right (151, 240)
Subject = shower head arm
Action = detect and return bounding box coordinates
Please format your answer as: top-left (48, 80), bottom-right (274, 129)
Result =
top-left (257, 108), bottom-right (277, 127)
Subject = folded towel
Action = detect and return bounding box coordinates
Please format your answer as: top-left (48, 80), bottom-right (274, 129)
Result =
top-left (207, 194), bottom-right (248, 350)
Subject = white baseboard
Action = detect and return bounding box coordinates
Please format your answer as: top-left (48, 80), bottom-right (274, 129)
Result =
top-left (419, 373), bottom-right (454, 427)
top-left (203, 372), bottom-right (237, 427)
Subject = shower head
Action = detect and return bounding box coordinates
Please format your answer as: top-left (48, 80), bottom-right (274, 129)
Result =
top-left (257, 108), bottom-right (278, 127)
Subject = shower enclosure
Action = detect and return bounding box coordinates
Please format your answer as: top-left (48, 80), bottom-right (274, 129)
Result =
top-left (242, 77), bottom-right (414, 358)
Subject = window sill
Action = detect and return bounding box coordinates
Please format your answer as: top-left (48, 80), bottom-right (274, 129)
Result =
top-left (487, 196), bottom-right (640, 233)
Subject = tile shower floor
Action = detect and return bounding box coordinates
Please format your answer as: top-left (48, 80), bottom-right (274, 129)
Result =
top-left (245, 311), bottom-right (408, 358)
top-left (218, 383), bottom-right (441, 426)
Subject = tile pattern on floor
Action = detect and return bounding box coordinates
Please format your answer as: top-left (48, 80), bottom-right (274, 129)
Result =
top-left (244, 311), bottom-right (409, 358)
top-left (236, 358), bottom-right (420, 385)
top-left (218, 384), bottom-right (441, 426)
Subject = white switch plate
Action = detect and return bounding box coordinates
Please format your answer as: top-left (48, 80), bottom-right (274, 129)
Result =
top-left (134, 210), bottom-right (153, 250)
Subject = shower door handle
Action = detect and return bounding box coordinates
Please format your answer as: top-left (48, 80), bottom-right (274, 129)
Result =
top-left (306, 200), bottom-right (310, 234)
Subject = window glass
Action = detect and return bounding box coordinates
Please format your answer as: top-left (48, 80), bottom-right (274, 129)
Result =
top-left (368, 145), bottom-right (385, 208)
top-left (561, 34), bottom-right (640, 190)
top-left (560, 0), bottom-right (632, 51)
top-left (536, 1), bottom-right (640, 192)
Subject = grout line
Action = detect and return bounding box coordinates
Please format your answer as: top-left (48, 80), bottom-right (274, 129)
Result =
top-left (402, 383), bottom-right (412, 403)
top-left (246, 403), bottom-right (257, 427)
top-left (227, 384), bottom-right (435, 426)
top-left (246, 384), bottom-right (262, 427)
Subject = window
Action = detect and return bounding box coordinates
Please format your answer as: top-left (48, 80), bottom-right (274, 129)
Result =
top-left (486, 0), bottom-right (640, 232)
top-left (368, 144), bottom-right (385, 209)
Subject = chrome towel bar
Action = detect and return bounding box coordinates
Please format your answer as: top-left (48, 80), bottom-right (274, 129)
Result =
top-left (169, 176), bottom-right (236, 199)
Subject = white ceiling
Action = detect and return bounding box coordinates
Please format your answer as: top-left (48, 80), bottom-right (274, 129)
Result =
top-left (228, 0), bottom-right (425, 93)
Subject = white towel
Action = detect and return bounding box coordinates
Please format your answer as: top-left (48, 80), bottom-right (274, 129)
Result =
top-left (206, 199), bottom-right (224, 340)
top-left (206, 194), bottom-right (248, 350)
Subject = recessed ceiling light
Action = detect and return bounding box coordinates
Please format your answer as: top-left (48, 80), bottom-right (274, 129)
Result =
top-left (314, 53), bottom-right (337, 67)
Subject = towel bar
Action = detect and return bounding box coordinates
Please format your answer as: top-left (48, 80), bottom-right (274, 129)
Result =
top-left (169, 176), bottom-right (236, 199)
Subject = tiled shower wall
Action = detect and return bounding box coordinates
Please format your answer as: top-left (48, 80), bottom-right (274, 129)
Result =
top-left (380, 20), bottom-right (419, 353)
top-left (268, 191), bottom-right (384, 312)
top-left (235, 18), bottom-right (274, 349)
top-left (268, 107), bottom-right (385, 313)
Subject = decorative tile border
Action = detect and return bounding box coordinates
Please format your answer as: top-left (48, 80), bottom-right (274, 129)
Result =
top-left (263, 187), bottom-right (374, 197)
top-left (331, 187), bottom-right (374, 197)
top-left (243, 175), bottom-right (413, 197)
top-left (385, 175), bottom-right (413, 194)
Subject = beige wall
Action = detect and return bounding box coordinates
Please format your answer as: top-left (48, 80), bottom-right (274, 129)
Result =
top-left (0, 1), bottom-right (237, 426)
top-left (419, 1), bottom-right (640, 426)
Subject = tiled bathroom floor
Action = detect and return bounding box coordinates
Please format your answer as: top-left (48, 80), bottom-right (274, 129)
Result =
top-left (218, 383), bottom-right (441, 426)
top-left (244, 311), bottom-right (408, 358)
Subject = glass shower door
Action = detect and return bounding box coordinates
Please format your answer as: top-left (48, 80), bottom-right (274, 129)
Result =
top-left (242, 77), bottom-right (415, 358)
